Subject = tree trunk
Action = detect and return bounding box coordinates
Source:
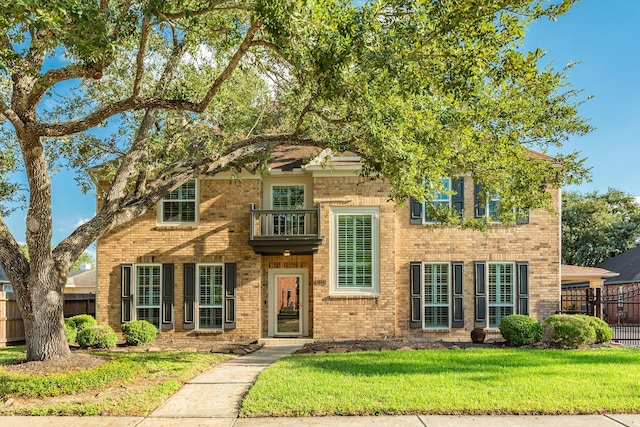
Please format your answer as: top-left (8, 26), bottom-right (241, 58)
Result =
top-left (19, 269), bottom-right (70, 361)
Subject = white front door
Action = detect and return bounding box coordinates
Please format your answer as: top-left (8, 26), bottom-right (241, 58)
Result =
top-left (268, 268), bottom-right (308, 337)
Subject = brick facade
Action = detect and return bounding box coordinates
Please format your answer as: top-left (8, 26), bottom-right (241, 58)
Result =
top-left (97, 161), bottom-right (560, 342)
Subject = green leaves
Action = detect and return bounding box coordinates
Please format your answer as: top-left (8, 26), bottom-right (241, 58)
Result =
top-left (562, 189), bottom-right (640, 266)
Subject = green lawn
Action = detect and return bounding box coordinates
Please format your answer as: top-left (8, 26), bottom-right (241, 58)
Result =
top-left (241, 348), bottom-right (640, 416)
top-left (0, 346), bottom-right (231, 416)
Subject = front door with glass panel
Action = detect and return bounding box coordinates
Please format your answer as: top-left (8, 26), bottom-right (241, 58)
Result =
top-left (268, 268), bottom-right (308, 337)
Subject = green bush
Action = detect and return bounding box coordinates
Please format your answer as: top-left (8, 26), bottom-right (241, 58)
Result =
top-left (69, 314), bottom-right (98, 332)
top-left (77, 325), bottom-right (117, 349)
top-left (545, 314), bottom-right (596, 348)
top-left (499, 314), bottom-right (544, 346)
top-left (64, 318), bottom-right (77, 344)
top-left (578, 315), bottom-right (613, 344)
top-left (121, 320), bottom-right (158, 346)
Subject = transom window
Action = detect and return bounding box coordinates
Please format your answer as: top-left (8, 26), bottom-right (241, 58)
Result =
top-left (161, 180), bottom-right (197, 223)
top-left (488, 262), bottom-right (515, 328)
top-left (331, 207), bottom-right (379, 294)
top-left (135, 265), bottom-right (161, 328)
top-left (198, 265), bottom-right (224, 330)
top-left (423, 263), bottom-right (451, 328)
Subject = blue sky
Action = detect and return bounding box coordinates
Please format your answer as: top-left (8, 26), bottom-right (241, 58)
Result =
top-left (4, 0), bottom-right (640, 246)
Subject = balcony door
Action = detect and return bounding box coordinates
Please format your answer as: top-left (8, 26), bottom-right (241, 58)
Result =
top-left (272, 185), bottom-right (305, 235)
top-left (268, 268), bottom-right (308, 337)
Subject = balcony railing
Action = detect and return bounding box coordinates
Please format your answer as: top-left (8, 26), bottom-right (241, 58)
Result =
top-left (248, 203), bottom-right (323, 255)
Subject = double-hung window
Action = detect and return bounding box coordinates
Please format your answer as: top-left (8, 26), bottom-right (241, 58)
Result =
top-left (423, 263), bottom-right (451, 328)
top-left (488, 262), bottom-right (515, 328)
top-left (197, 264), bottom-right (224, 330)
top-left (331, 207), bottom-right (379, 294)
top-left (135, 265), bottom-right (162, 328)
top-left (425, 178), bottom-right (452, 223)
top-left (161, 180), bottom-right (197, 224)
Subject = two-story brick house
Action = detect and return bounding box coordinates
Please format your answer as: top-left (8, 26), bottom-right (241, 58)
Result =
top-left (96, 146), bottom-right (561, 341)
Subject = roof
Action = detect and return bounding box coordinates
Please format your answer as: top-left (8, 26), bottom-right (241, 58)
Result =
top-left (560, 264), bottom-right (618, 286)
top-left (66, 269), bottom-right (97, 289)
top-left (269, 146), bottom-right (362, 172)
top-left (561, 264), bottom-right (619, 279)
top-left (0, 266), bottom-right (8, 284)
top-left (598, 245), bottom-right (640, 285)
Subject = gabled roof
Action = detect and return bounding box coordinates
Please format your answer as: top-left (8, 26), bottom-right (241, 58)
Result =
top-left (598, 245), bottom-right (640, 285)
top-left (561, 264), bottom-right (619, 279)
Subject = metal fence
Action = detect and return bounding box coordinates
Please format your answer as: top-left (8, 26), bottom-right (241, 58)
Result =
top-left (561, 285), bottom-right (640, 346)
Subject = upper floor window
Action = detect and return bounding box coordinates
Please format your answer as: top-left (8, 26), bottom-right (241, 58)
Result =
top-left (160, 180), bottom-right (197, 224)
top-left (410, 177), bottom-right (464, 224)
top-left (474, 185), bottom-right (529, 224)
top-left (330, 207), bottom-right (379, 295)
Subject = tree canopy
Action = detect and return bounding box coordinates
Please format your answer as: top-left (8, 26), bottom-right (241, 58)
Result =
top-left (0, 0), bottom-right (591, 360)
top-left (562, 189), bottom-right (640, 267)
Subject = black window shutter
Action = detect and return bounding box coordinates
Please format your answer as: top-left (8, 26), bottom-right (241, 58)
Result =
top-left (517, 262), bottom-right (529, 315)
top-left (121, 264), bottom-right (133, 323)
top-left (474, 261), bottom-right (487, 328)
top-left (224, 263), bottom-right (237, 330)
top-left (410, 262), bottom-right (422, 328)
top-left (516, 208), bottom-right (530, 224)
top-left (452, 177), bottom-right (465, 220)
top-left (183, 263), bottom-right (195, 329)
top-left (161, 264), bottom-right (174, 330)
top-left (474, 184), bottom-right (485, 218)
top-left (410, 197), bottom-right (423, 224)
top-left (452, 262), bottom-right (464, 328)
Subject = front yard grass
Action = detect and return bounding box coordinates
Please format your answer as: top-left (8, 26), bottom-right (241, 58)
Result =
top-left (0, 346), bottom-right (231, 416)
top-left (241, 347), bottom-right (640, 416)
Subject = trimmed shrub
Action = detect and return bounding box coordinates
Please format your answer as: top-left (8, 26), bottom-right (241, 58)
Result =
top-left (499, 314), bottom-right (544, 346)
top-left (77, 325), bottom-right (117, 349)
top-left (578, 315), bottom-right (613, 344)
top-left (545, 314), bottom-right (596, 348)
top-left (122, 320), bottom-right (158, 346)
top-left (69, 314), bottom-right (98, 332)
top-left (64, 318), bottom-right (77, 344)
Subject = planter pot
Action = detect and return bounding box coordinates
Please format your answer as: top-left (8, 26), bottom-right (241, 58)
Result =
top-left (471, 327), bottom-right (487, 344)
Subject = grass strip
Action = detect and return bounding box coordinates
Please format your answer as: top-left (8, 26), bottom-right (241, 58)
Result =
top-left (241, 348), bottom-right (640, 416)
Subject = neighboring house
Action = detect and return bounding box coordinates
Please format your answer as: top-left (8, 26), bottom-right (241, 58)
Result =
top-left (561, 264), bottom-right (619, 289)
top-left (96, 147), bottom-right (561, 341)
top-left (66, 264), bottom-right (97, 294)
top-left (0, 267), bottom-right (11, 293)
top-left (560, 264), bottom-right (619, 315)
top-left (598, 246), bottom-right (640, 324)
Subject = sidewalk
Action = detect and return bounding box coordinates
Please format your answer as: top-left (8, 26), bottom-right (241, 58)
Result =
top-left (2, 344), bottom-right (640, 426)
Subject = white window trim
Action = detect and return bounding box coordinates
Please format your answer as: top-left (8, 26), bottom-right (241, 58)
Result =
top-left (196, 263), bottom-right (225, 331)
top-left (270, 183), bottom-right (307, 209)
top-left (329, 206), bottom-right (379, 295)
top-left (157, 179), bottom-right (199, 225)
top-left (134, 264), bottom-right (162, 328)
top-left (487, 261), bottom-right (516, 329)
top-left (422, 262), bottom-right (452, 330)
top-left (424, 178), bottom-right (452, 223)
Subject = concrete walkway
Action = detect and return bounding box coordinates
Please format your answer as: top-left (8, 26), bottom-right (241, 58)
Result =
top-left (3, 344), bottom-right (640, 426)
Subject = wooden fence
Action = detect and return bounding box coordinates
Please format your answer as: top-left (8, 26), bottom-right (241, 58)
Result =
top-left (0, 292), bottom-right (95, 346)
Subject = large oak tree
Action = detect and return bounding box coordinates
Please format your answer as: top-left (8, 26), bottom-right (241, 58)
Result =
top-left (0, 0), bottom-right (591, 361)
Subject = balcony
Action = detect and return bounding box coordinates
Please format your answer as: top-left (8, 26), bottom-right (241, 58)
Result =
top-left (248, 203), bottom-right (324, 255)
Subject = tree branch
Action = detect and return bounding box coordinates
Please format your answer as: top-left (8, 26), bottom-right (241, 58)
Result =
top-left (198, 19), bottom-right (262, 108)
top-left (160, 0), bottom-right (242, 19)
top-left (132, 16), bottom-right (151, 97)
top-left (0, 99), bottom-right (25, 137)
top-left (0, 215), bottom-right (30, 290)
